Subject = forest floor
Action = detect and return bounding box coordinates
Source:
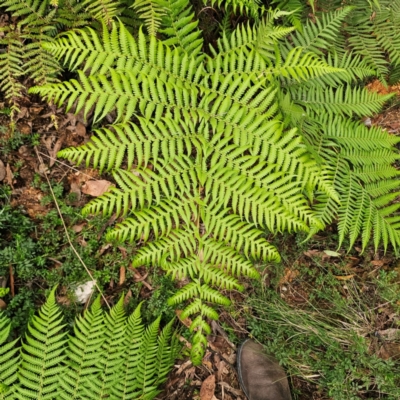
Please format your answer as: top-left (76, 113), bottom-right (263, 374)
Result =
top-left (1, 81), bottom-right (400, 400)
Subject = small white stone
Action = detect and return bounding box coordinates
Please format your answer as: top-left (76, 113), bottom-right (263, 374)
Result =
top-left (74, 280), bottom-right (96, 303)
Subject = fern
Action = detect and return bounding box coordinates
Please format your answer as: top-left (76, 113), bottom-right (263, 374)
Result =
top-left (0, 289), bottom-right (178, 399)
top-left (17, 287), bottom-right (68, 399)
top-left (0, 0), bottom-right (129, 110)
top-left (0, 314), bottom-right (20, 399)
top-left (58, 296), bottom-right (106, 400)
top-left (0, 26), bottom-right (25, 115)
top-left (132, 0), bottom-right (166, 36)
top-left (31, 7), bottom-right (400, 365)
top-left (161, 0), bottom-right (203, 56)
top-left (81, 0), bottom-right (120, 26)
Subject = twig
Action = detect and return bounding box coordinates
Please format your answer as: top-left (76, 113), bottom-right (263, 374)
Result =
top-left (37, 150), bottom-right (103, 181)
top-left (9, 265), bottom-right (14, 297)
top-left (34, 147), bottom-right (111, 309)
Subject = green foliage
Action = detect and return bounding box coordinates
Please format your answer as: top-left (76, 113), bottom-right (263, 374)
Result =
top-left (247, 267), bottom-right (400, 399)
top-left (0, 182), bottom-right (124, 333)
top-left (0, 0), bottom-right (134, 115)
top-left (0, 289), bottom-right (178, 399)
top-left (280, 0), bottom-right (400, 84)
top-left (30, 2), bottom-right (400, 364)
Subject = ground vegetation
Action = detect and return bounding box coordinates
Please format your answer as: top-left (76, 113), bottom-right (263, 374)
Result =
top-left (0, 0), bottom-right (400, 398)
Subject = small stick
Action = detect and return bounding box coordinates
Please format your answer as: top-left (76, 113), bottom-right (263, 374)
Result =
top-left (9, 265), bottom-right (14, 297)
top-left (34, 147), bottom-right (111, 309)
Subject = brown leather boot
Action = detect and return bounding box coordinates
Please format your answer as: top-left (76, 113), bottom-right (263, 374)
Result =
top-left (237, 339), bottom-right (292, 400)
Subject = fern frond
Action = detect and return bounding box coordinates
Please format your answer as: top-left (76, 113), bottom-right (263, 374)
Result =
top-left (133, 227), bottom-right (198, 266)
top-left (84, 156), bottom-right (195, 217)
top-left (17, 287), bottom-right (68, 399)
top-left (317, 114), bottom-right (400, 151)
top-left (59, 296), bottom-right (105, 400)
top-left (271, 0), bottom-right (305, 31)
top-left (23, 34), bottom-right (61, 85)
top-left (209, 12), bottom-right (294, 65)
top-left (208, 0), bottom-right (261, 19)
top-left (0, 289), bottom-right (178, 399)
top-left (81, 295), bottom-right (126, 399)
top-left (373, 1), bottom-right (400, 66)
top-left (203, 207), bottom-right (279, 260)
top-left (81, 0), bottom-right (119, 25)
top-left (266, 47), bottom-right (343, 82)
top-left (108, 194), bottom-right (196, 242)
top-left (0, 26), bottom-right (25, 109)
top-left (2, 0), bottom-right (56, 28)
top-left (57, 117), bottom-right (204, 172)
top-left (283, 7), bottom-right (353, 56)
top-left (132, 316), bottom-right (163, 397)
top-left (337, 171), bottom-right (400, 252)
top-left (202, 237), bottom-right (263, 277)
top-left (292, 85), bottom-right (393, 117)
top-left (133, 0), bottom-right (166, 36)
top-left (161, 0), bottom-right (203, 56)
top-left (0, 314), bottom-right (20, 399)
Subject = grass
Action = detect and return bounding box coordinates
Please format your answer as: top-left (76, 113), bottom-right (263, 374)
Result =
top-left (245, 254), bottom-right (400, 400)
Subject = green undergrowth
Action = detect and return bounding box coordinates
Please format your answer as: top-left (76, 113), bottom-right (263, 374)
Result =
top-left (246, 258), bottom-right (400, 399)
top-left (0, 179), bottom-right (178, 335)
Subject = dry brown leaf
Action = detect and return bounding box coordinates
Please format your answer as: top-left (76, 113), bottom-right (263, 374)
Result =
top-left (124, 289), bottom-right (132, 306)
top-left (279, 268), bottom-right (299, 285)
top-left (119, 266), bottom-right (126, 285)
top-left (334, 274), bottom-right (355, 281)
top-left (303, 249), bottom-right (321, 258)
top-left (75, 122), bottom-right (86, 137)
top-left (377, 328), bottom-right (400, 341)
top-left (81, 180), bottom-right (113, 197)
top-left (49, 137), bottom-right (64, 167)
top-left (5, 163), bottom-right (13, 188)
top-left (218, 382), bottom-right (244, 397)
top-left (176, 309), bottom-right (192, 328)
top-left (72, 223), bottom-right (85, 233)
top-left (0, 159), bottom-right (5, 181)
top-left (200, 374), bottom-right (216, 400)
top-left (0, 298), bottom-right (6, 310)
top-left (69, 181), bottom-right (82, 202)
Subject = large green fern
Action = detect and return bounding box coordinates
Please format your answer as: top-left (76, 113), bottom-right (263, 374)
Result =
top-left (30, 2), bottom-right (400, 364)
top-left (0, 288), bottom-right (178, 399)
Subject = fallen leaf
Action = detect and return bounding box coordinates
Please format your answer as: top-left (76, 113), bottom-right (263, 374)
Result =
top-left (5, 163), bottom-right (13, 187)
top-left (72, 223), bottom-right (85, 233)
top-left (334, 274), bottom-right (355, 281)
top-left (119, 266), bottom-right (126, 285)
top-left (200, 374), bottom-right (216, 400)
top-left (18, 123), bottom-right (31, 135)
top-left (176, 309), bottom-right (192, 328)
top-left (69, 181), bottom-right (82, 202)
top-left (81, 180), bottom-right (113, 197)
top-left (124, 289), bottom-right (132, 306)
top-left (0, 299), bottom-right (6, 310)
top-left (303, 249), bottom-right (321, 258)
top-left (75, 122), bottom-right (86, 137)
top-left (49, 137), bottom-right (64, 167)
top-left (279, 268), bottom-right (299, 285)
top-left (0, 159), bottom-right (5, 181)
top-left (377, 328), bottom-right (400, 341)
top-left (323, 250), bottom-right (341, 257)
top-left (218, 382), bottom-right (244, 397)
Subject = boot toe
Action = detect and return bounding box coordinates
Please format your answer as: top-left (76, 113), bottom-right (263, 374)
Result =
top-left (237, 339), bottom-right (292, 400)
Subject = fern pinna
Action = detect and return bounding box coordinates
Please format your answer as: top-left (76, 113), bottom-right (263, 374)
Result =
top-left (30, 2), bottom-right (400, 364)
top-left (0, 288), bottom-right (178, 399)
